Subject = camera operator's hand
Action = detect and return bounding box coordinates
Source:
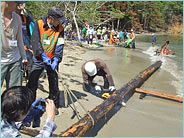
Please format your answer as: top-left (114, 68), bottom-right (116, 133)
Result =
top-left (45, 99), bottom-right (55, 121)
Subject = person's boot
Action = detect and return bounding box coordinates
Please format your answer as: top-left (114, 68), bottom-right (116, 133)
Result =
top-left (55, 108), bottom-right (59, 115)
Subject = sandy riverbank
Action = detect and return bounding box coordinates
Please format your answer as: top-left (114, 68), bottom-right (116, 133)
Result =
top-left (5, 40), bottom-right (181, 137)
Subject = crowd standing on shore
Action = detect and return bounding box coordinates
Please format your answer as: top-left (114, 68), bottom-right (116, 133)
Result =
top-left (67, 24), bottom-right (136, 49)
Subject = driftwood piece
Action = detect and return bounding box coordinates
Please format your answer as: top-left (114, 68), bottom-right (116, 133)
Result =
top-left (135, 88), bottom-right (183, 102)
top-left (59, 60), bottom-right (162, 137)
top-left (20, 61), bottom-right (162, 137)
top-left (20, 127), bottom-right (59, 137)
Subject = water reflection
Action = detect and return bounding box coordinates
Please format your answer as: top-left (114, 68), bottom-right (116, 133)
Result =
top-left (106, 47), bottom-right (132, 64)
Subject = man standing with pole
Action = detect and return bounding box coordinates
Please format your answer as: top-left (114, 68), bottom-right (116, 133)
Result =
top-left (27, 6), bottom-right (67, 115)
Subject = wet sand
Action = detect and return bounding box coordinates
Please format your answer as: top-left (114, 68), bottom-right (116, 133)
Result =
top-left (7, 40), bottom-right (182, 137)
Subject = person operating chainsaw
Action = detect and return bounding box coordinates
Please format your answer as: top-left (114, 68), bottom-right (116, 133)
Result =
top-left (81, 58), bottom-right (116, 93)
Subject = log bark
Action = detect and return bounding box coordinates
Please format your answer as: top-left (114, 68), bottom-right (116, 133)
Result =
top-left (59, 60), bottom-right (162, 137)
top-left (135, 88), bottom-right (183, 103)
top-left (20, 127), bottom-right (59, 137)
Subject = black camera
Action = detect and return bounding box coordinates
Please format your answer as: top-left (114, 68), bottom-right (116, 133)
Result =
top-left (38, 99), bottom-right (46, 107)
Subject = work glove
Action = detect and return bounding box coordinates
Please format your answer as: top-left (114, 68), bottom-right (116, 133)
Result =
top-left (22, 59), bottom-right (28, 67)
top-left (41, 52), bottom-right (51, 66)
top-left (95, 85), bottom-right (102, 91)
top-left (109, 86), bottom-right (116, 92)
top-left (51, 57), bottom-right (59, 70)
top-left (22, 59), bottom-right (28, 75)
top-left (22, 98), bottom-right (45, 128)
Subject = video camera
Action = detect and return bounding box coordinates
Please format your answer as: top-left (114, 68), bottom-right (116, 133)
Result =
top-left (38, 99), bottom-right (46, 108)
top-left (21, 98), bottom-right (46, 128)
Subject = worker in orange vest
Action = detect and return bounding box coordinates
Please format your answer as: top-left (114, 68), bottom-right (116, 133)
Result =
top-left (26, 6), bottom-right (67, 115)
top-left (130, 29), bottom-right (135, 49)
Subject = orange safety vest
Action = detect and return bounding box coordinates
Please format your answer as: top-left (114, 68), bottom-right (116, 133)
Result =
top-left (21, 15), bottom-right (27, 24)
top-left (131, 32), bottom-right (135, 39)
top-left (37, 19), bottom-right (64, 59)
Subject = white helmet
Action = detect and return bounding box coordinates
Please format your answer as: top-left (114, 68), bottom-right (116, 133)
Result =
top-left (84, 62), bottom-right (97, 76)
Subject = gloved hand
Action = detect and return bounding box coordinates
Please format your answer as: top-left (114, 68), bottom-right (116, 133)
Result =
top-left (41, 52), bottom-right (51, 66)
top-left (109, 86), bottom-right (116, 92)
top-left (51, 57), bottom-right (59, 70)
top-left (22, 98), bottom-right (45, 127)
top-left (22, 59), bottom-right (28, 67)
top-left (95, 85), bottom-right (101, 91)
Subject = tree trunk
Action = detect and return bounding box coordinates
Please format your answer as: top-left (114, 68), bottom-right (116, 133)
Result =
top-left (59, 60), bottom-right (162, 137)
top-left (72, 11), bottom-right (81, 42)
top-left (117, 18), bottom-right (120, 30)
top-left (112, 20), bottom-right (114, 30)
top-left (20, 61), bottom-right (162, 137)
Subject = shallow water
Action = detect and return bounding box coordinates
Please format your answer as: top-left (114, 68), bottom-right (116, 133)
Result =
top-left (136, 34), bottom-right (183, 97)
top-left (83, 45), bottom-right (182, 137)
top-left (136, 34), bottom-right (183, 71)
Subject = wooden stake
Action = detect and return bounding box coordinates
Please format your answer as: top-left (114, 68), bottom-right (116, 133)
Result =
top-left (135, 88), bottom-right (183, 103)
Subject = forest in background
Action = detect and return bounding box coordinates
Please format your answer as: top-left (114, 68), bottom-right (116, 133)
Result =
top-left (26, 1), bottom-right (183, 34)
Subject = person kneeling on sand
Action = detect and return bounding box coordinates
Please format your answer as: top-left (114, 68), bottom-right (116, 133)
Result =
top-left (1, 86), bottom-right (56, 137)
top-left (81, 58), bottom-right (116, 93)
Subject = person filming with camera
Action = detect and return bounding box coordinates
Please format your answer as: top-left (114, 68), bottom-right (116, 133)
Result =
top-left (1, 86), bottom-right (57, 137)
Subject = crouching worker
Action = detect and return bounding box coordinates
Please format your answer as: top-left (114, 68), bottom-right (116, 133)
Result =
top-left (26, 6), bottom-right (67, 115)
top-left (81, 58), bottom-right (116, 93)
top-left (1, 86), bottom-right (56, 137)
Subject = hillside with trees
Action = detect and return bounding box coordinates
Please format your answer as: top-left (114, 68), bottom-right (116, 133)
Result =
top-left (26, 1), bottom-right (183, 34)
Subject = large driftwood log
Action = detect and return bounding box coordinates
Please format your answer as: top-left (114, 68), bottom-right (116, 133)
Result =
top-left (60, 60), bottom-right (162, 137)
top-left (20, 61), bottom-right (162, 137)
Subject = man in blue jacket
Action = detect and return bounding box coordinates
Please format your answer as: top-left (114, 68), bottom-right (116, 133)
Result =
top-left (26, 6), bottom-right (67, 115)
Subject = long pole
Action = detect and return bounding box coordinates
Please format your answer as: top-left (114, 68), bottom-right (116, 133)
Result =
top-left (60, 60), bottom-right (162, 137)
top-left (20, 61), bottom-right (162, 137)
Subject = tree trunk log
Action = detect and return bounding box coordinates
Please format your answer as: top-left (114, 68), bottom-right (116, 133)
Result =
top-left (59, 60), bottom-right (162, 137)
top-left (135, 88), bottom-right (183, 102)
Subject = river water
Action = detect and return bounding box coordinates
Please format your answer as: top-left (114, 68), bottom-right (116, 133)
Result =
top-left (82, 35), bottom-right (183, 137)
top-left (136, 34), bottom-right (183, 97)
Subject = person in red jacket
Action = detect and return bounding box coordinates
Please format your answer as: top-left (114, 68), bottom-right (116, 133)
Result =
top-left (26, 6), bottom-right (67, 115)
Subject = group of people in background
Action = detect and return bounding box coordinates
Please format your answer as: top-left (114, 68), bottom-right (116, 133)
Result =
top-left (65, 25), bottom-right (136, 49)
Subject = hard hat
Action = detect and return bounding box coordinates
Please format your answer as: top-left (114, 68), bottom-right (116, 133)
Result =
top-left (84, 62), bottom-right (97, 76)
top-left (131, 29), bottom-right (133, 32)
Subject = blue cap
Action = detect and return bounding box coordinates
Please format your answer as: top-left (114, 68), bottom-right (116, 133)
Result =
top-left (48, 6), bottom-right (67, 24)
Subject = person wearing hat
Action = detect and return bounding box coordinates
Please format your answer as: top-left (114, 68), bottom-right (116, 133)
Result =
top-left (81, 58), bottom-right (116, 93)
top-left (26, 6), bottom-right (67, 115)
top-left (1, 1), bottom-right (28, 89)
top-left (130, 29), bottom-right (135, 49)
